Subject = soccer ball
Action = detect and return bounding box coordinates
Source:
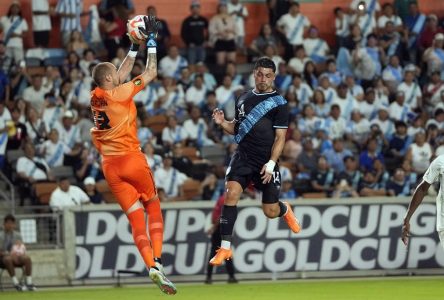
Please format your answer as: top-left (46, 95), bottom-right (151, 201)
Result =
top-left (127, 15), bottom-right (146, 43)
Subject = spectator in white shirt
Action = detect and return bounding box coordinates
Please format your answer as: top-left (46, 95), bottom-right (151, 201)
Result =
top-left (377, 3), bottom-right (403, 31)
top-left (277, 2), bottom-right (310, 46)
top-left (183, 106), bottom-right (214, 148)
top-left (22, 74), bottom-right (51, 115)
top-left (161, 115), bottom-right (187, 149)
top-left (288, 46), bottom-right (310, 74)
top-left (0, 2), bottom-right (28, 66)
top-left (382, 55), bottom-right (404, 93)
top-left (406, 131), bottom-right (433, 175)
top-left (333, 83), bottom-right (357, 120)
top-left (192, 62), bottom-right (217, 91)
top-left (154, 154), bottom-right (188, 201)
top-left (156, 76), bottom-right (186, 113)
top-left (227, 0), bottom-right (248, 50)
top-left (49, 177), bottom-right (90, 211)
top-left (397, 64), bottom-right (422, 110)
top-left (370, 105), bottom-right (395, 137)
top-left (215, 74), bottom-right (241, 120)
top-left (288, 73), bottom-right (313, 107)
top-left (143, 143), bottom-right (163, 172)
top-left (346, 109), bottom-right (371, 145)
top-left (304, 26), bottom-right (330, 65)
top-left (32, 0), bottom-right (51, 48)
top-left (350, 1), bottom-right (377, 38)
top-left (389, 91), bottom-right (413, 123)
top-left (185, 74), bottom-right (207, 107)
top-left (16, 142), bottom-right (53, 203)
top-left (335, 7), bottom-right (350, 48)
top-left (57, 110), bottom-right (81, 149)
top-left (358, 88), bottom-right (378, 120)
top-left (159, 45), bottom-right (188, 80)
top-left (40, 128), bottom-right (79, 168)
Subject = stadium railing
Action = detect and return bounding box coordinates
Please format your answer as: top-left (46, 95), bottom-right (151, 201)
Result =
top-left (14, 211), bottom-right (64, 249)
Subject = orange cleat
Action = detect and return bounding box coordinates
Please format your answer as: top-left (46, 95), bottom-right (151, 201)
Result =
top-left (209, 248), bottom-right (233, 266)
top-left (283, 202), bottom-right (301, 233)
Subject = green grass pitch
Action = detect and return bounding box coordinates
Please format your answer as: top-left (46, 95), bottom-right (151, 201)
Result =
top-left (3, 277), bottom-right (444, 300)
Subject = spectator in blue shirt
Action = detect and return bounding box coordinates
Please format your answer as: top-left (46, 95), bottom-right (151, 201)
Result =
top-left (323, 138), bottom-right (353, 173)
top-left (359, 137), bottom-right (385, 171)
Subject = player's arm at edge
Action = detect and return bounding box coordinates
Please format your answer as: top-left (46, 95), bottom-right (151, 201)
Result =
top-left (139, 48), bottom-right (157, 85)
top-left (219, 119), bottom-right (236, 135)
top-left (270, 128), bottom-right (287, 163)
top-left (117, 52), bottom-right (137, 84)
top-left (401, 179), bottom-right (431, 245)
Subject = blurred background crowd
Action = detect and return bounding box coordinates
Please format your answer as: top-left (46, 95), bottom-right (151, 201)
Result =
top-left (0, 0), bottom-right (444, 209)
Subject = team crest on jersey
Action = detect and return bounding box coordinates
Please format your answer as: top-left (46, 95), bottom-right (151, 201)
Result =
top-left (134, 79), bottom-right (142, 86)
top-left (238, 104), bottom-right (245, 118)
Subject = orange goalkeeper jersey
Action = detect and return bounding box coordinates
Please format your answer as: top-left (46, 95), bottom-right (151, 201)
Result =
top-left (90, 76), bottom-right (145, 156)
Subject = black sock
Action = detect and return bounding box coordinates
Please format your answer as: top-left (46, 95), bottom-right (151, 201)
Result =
top-left (278, 201), bottom-right (288, 217)
top-left (220, 205), bottom-right (238, 241)
top-left (154, 257), bottom-right (162, 264)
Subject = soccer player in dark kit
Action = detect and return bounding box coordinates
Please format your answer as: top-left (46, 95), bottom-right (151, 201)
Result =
top-left (210, 57), bottom-right (301, 266)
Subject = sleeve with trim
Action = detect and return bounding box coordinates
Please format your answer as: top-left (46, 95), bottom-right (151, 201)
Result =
top-left (273, 101), bottom-right (289, 129)
top-left (423, 156), bottom-right (443, 184)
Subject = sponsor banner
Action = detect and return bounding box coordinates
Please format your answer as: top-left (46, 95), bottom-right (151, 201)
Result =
top-left (74, 202), bottom-right (444, 279)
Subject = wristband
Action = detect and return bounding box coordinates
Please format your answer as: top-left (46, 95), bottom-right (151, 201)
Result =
top-left (128, 50), bottom-right (138, 58)
top-left (265, 160), bottom-right (276, 174)
top-left (147, 38), bottom-right (157, 48)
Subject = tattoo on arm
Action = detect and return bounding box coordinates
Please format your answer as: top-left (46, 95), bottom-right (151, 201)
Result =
top-left (147, 53), bottom-right (157, 72)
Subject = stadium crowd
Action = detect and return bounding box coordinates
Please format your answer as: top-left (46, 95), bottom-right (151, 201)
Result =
top-left (0, 0), bottom-right (444, 206)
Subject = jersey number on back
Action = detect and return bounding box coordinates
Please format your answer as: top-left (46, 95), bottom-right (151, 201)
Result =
top-left (93, 110), bottom-right (111, 130)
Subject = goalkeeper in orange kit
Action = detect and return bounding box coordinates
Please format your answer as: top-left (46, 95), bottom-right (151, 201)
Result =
top-left (90, 15), bottom-right (176, 295)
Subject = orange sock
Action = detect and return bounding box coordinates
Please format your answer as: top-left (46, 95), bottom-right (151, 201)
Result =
top-left (127, 208), bottom-right (155, 268)
top-left (144, 198), bottom-right (164, 259)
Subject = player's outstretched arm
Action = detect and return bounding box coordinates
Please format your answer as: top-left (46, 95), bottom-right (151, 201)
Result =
top-left (139, 15), bottom-right (159, 84)
top-left (213, 108), bottom-right (235, 135)
top-left (117, 42), bottom-right (138, 84)
top-left (401, 179), bottom-right (430, 246)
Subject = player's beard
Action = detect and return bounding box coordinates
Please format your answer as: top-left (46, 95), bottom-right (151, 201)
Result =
top-left (256, 82), bottom-right (271, 93)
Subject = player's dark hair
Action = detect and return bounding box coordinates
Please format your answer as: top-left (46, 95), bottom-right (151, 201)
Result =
top-left (4, 214), bottom-right (15, 223)
top-left (254, 57), bottom-right (276, 73)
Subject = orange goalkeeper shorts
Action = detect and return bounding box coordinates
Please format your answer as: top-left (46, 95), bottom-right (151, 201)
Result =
top-left (102, 151), bottom-right (157, 212)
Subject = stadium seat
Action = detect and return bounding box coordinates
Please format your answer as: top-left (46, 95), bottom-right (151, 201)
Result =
top-left (180, 179), bottom-right (202, 201)
top-left (143, 115), bottom-right (168, 135)
top-left (302, 192), bottom-right (327, 199)
top-left (95, 180), bottom-right (116, 203)
top-left (200, 145), bottom-right (226, 166)
top-left (181, 147), bottom-right (200, 162)
top-left (33, 182), bottom-right (58, 205)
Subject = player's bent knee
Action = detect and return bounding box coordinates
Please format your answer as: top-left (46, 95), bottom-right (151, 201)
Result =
top-left (262, 204), bottom-right (280, 219)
